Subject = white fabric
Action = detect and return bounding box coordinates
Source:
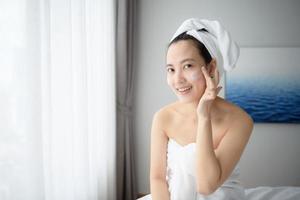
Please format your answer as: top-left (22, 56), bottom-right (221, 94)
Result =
top-left (138, 139), bottom-right (300, 200)
top-left (170, 18), bottom-right (240, 77)
top-left (166, 139), bottom-right (246, 200)
top-left (245, 186), bottom-right (300, 200)
top-left (0, 0), bottom-right (116, 199)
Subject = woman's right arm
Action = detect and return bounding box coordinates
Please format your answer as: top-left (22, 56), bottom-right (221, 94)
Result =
top-left (149, 111), bottom-right (170, 200)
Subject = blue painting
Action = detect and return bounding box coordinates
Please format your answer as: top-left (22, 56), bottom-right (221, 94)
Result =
top-left (225, 48), bottom-right (300, 123)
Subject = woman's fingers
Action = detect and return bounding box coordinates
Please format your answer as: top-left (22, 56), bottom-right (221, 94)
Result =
top-left (201, 66), bottom-right (209, 78)
top-left (214, 66), bottom-right (220, 86)
top-left (216, 86), bottom-right (222, 95)
top-left (201, 66), bottom-right (212, 86)
top-left (201, 66), bottom-right (217, 88)
top-left (209, 64), bottom-right (220, 86)
top-left (201, 66), bottom-right (222, 98)
top-left (206, 86), bottom-right (222, 98)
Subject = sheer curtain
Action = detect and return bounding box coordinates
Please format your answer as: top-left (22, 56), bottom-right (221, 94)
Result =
top-left (0, 0), bottom-right (116, 199)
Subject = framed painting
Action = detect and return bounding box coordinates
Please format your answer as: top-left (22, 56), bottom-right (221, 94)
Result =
top-left (225, 48), bottom-right (300, 123)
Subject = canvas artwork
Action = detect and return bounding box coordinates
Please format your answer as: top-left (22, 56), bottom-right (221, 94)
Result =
top-left (225, 48), bottom-right (300, 123)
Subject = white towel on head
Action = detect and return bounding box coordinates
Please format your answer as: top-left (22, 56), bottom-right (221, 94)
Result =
top-left (170, 18), bottom-right (239, 77)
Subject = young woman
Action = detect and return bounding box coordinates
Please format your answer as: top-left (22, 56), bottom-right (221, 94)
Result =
top-left (138, 18), bottom-right (300, 200)
top-left (139, 18), bottom-right (253, 200)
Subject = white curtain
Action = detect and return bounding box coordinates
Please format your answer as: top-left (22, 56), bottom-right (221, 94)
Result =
top-left (0, 0), bottom-right (116, 199)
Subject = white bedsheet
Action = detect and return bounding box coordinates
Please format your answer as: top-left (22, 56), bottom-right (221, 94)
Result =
top-left (138, 187), bottom-right (300, 200)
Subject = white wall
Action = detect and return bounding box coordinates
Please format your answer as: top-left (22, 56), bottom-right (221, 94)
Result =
top-left (133, 0), bottom-right (300, 194)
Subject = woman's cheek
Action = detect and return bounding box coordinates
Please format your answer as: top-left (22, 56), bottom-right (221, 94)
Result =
top-left (189, 71), bottom-right (202, 81)
top-left (189, 71), bottom-right (206, 91)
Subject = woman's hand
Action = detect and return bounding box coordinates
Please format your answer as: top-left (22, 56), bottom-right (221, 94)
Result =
top-left (197, 66), bottom-right (222, 118)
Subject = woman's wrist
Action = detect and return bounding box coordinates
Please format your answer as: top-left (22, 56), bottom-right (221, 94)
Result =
top-left (197, 113), bottom-right (211, 121)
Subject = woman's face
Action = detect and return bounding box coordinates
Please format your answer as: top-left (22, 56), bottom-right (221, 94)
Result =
top-left (166, 40), bottom-right (208, 103)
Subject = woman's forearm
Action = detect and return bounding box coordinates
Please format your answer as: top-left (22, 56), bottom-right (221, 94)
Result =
top-left (195, 116), bottom-right (221, 194)
top-left (150, 178), bottom-right (170, 200)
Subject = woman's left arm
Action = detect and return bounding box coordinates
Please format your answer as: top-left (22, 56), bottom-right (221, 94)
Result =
top-left (195, 112), bottom-right (253, 195)
top-left (195, 65), bottom-right (253, 195)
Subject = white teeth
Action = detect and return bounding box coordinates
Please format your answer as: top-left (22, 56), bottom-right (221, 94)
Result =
top-left (178, 87), bottom-right (191, 92)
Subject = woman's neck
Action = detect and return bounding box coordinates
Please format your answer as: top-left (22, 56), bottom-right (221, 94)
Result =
top-left (176, 97), bottom-right (222, 119)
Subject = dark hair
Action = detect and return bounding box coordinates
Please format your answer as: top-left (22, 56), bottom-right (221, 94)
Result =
top-left (168, 31), bottom-right (212, 65)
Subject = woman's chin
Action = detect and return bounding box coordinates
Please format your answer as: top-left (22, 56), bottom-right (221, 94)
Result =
top-left (177, 96), bottom-right (199, 103)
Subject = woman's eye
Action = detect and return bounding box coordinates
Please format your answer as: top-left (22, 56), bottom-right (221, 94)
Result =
top-left (167, 68), bottom-right (174, 73)
top-left (184, 64), bottom-right (192, 69)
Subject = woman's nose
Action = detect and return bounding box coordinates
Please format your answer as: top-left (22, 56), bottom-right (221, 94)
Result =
top-left (174, 71), bottom-right (186, 84)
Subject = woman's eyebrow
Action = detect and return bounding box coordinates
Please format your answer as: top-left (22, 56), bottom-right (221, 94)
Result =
top-left (166, 58), bottom-right (196, 67)
top-left (180, 58), bottom-right (196, 63)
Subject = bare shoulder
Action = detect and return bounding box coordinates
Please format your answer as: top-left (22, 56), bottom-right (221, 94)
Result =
top-left (152, 102), bottom-right (178, 128)
top-left (219, 98), bottom-right (254, 132)
top-left (230, 102), bottom-right (253, 126)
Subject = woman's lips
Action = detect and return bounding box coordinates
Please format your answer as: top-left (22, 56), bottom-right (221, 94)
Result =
top-left (177, 86), bottom-right (192, 94)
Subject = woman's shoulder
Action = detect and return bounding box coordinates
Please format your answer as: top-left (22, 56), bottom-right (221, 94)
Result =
top-left (154, 102), bottom-right (178, 118)
top-left (218, 98), bottom-right (253, 127)
top-left (152, 102), bottom-right (179, 125)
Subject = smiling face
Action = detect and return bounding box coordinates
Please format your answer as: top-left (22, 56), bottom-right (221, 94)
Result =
top-left (166, 40), bottom-right (208, 103)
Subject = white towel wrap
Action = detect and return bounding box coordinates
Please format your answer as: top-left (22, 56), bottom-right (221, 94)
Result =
top-left (170, 18), bottom-right (240, 77)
